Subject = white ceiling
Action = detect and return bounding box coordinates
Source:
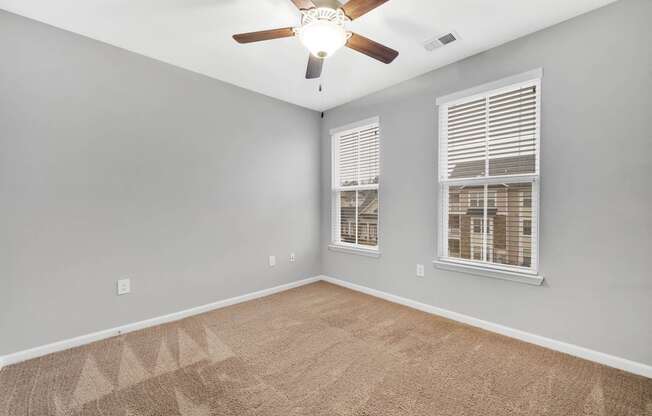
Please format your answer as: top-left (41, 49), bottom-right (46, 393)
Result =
top-left (1, 0), bottom-right (615, 111)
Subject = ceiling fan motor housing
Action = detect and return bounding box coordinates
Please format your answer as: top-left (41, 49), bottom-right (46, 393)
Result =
top-left (296, 7), bottom-right (351, 59)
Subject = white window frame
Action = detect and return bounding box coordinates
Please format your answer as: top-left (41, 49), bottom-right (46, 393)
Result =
top-left (433, 69), bottom-right (543, 285)
top-left (329, 117), bottom-right (381, 257)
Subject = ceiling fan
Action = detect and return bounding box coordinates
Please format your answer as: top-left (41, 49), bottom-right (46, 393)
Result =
top-left (232, 0), bottom-right (398, 79)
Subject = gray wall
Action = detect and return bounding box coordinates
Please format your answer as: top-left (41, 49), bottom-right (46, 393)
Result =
top-left (0, 10), bottom-right (321, 356)
top-left (320, 0), bottom-right (652, 366)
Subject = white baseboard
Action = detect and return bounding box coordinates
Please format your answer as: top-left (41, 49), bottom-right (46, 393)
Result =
top-left (0, 276), bottom-right (321, 369)
top-left (320, 275), bottom-right (652, 379)
top-left (3, 274), bottom-right (650, 379)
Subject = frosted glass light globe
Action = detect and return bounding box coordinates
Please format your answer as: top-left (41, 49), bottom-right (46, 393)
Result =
top-left (299, 19), bottom-right (348, 59)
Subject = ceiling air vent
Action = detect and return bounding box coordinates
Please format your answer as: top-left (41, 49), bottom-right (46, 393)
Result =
top-left (438, 33), bottom-right (457, 45)
top-left (423, 31), bottom-right (459, 51)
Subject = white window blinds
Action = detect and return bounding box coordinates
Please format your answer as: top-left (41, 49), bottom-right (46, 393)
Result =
top-left (332, 122), bottom-right (380, 249)
top-left (337, 125), bottom-right (380, 186)
top-left (438, 75), bottom-right (540, 276)
top-left (444, 84), bottom-right (537, 180)
top-left (488, 86), bottom-right (537, 176)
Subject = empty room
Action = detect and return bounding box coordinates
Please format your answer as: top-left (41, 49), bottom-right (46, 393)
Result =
top-left (1, 0), bottom-right (650, 414)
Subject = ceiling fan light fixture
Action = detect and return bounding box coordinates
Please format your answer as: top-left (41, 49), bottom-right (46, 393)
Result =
top-left (232, 0), bottom-right (399, 80)
top-left (297, 8), bottom-right (350, 59)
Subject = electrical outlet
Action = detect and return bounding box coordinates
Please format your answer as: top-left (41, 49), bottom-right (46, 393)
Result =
top-left (269, 255), bottom-right (276, 266)
top-left (416, 264), bottom-right (425, 278)
top-left (290, 252), bottom-right (296, 262)
top-left (117, 278), bottom-right (131, 295)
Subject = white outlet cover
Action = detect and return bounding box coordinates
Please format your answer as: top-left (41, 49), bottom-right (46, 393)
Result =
top-left (416, 264), bottom-right (425, 277)
top-left (269, 256), bottom-right (276, 267)
top-left (290, 253), bottom-right (296, 262)
top-left (117, 278), bottom-right (131, 295)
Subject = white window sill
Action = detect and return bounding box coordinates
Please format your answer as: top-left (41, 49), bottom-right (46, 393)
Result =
top-left (328, 244), bottom-right (381, 258)
top-left (433, 259), bottom-right (543, 286)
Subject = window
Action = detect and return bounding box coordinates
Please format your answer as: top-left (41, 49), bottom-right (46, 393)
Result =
top-left (472, 245), bottom-right (483, 260)
top-left (436, 70), bottom-right (541, 280)
top-left (523, 220), bottom-right (532, 236)
top-left (331, 119), bottom-right (380, 252)
top-left (469, 192), bottom-right (483, 208)
top-left (472, 218), bottom-right (483, 234)
top-left (469, 191), bottom-right (495, 208)
top-left (448, 239), bottom-right (460, 257)
top-left (449, 214), bottom-right (460, 230)
top-left (487, 191), bottom-right (496, 208)
top-left (522, 248), bottom-right (532, 267)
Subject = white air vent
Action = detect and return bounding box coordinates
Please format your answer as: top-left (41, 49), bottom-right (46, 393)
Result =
top-left (423, 31), bottom-right (459, 51)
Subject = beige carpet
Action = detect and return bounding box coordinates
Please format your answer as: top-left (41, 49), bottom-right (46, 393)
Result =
top-left (1, 282), bottom-right (650, 416)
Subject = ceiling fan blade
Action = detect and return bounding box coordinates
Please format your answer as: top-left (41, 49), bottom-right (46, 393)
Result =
top-left (341, 0), bottom-right (389, 20)
top-left (290, 0), bottom-right (316, 10)
top-left (346, 32), bottom-right (398, 64)
top-left (233, 28), bottom-right (295, 44)
top-left (306, 54), bottom-right (323, 79)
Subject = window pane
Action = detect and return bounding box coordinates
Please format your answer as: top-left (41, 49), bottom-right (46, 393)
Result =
top-left (448, 185), bottom-right (485, 261)
top-left (446, 182), bottom-right (534, 268)
top-left (339, 191), bottom-right (356, 243)
top-left (357, 190), bottom-right (378, 246)
top-left (487, 182), bottom-right (533, 267)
